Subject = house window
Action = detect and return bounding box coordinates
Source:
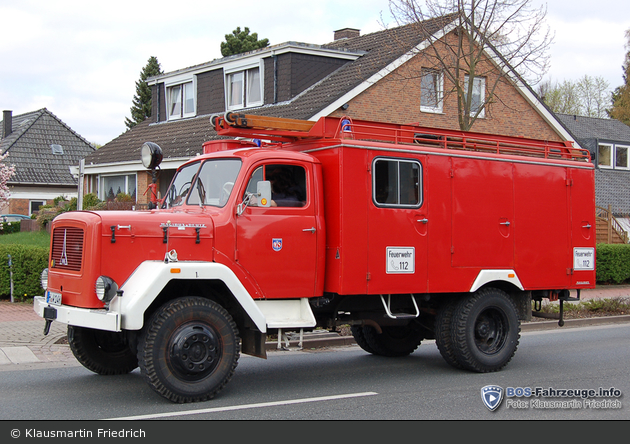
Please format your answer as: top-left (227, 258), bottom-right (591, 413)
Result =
top-left (464, 75), bottom-right (486, 118)
top-left (167, 81), bottom-right (195, 120)
top-left (599, 143), bottom-right (630, 170)
top-left (420, 68), bottom-right (443, 113)
top-left (598, 143), bottom-right (613, 168)
top-left (615, 145), bottom-right (629, 169)
top-left (100, 174), bottom-right (137, 201)
top-left (29, 200), bottom-right (46, 215)
top-left (373, 158), bottom-right (422, 208)
top-left (226, 66), bottom-right (262, 110)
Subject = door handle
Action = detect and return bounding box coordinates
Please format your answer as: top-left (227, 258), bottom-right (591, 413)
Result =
top-left (499, 221), bottom-right (511, 226)
top-left (582, 224), bottom-right (592, 229)
top-left (302, 227), bottom-right (316, 233)
top-left (417, 218), bottom-right (428, 224)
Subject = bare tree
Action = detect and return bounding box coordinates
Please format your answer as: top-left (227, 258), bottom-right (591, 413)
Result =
top-left (578, 76), bottom-right (611, 118)
top-left (387, 0), bottom-right (552, 130)
top-left (538, 75), bottom-right (611, 118)
top-left (539, 79), bottom-right (581, 115)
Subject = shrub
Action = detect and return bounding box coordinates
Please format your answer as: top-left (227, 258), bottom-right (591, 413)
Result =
top-left (0, 244), bottom-right (49, 299)
top-left (35, 193), bottom-right (105, 228)
top-left (0, 221), bottom-right (21, 235)
top-left (82, 193), bottom-right (102, 209)
top-left (596, 243), bottom-right (630, 284)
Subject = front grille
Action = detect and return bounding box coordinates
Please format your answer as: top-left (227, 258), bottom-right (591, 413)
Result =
top-left (51, 227), bottom-right (84, 272)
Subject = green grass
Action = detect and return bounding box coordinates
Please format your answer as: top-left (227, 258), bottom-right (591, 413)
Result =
top-left (0, 231), bottom-right (51, 248)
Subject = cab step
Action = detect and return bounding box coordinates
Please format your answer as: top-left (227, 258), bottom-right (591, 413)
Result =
top-left (380, 294), bottom-right (420, 320)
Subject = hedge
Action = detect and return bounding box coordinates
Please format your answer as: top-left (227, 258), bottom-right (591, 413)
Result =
top-left (0, 241), bottom-right (628, 299)
top-left (595, 243), bottom-right (630, 284)
top-left (0, 245), bottom-right (49, 300)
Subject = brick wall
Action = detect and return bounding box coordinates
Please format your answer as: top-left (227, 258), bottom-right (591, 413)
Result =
top-left (8, 199), bottom-right (50, 216)
top-left (331, 32), bottom-right (562, 142)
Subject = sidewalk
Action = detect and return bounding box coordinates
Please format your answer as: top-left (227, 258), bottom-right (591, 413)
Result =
top-left (1, 286), bottom-right (629, 366)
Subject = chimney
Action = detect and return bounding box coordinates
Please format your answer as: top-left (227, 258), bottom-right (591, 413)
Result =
top-left (334, 28), bottom-right (360, 41)
top-left (2, 110), bottom-right (12, 139)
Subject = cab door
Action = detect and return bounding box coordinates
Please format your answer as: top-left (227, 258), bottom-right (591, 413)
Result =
top-left (367, 155), bottom-right (428, 294)
top-left (235, 162), bottom-right (318, 299)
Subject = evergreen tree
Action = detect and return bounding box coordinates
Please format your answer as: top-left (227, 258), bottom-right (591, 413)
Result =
top-left (220, 27), bottom-right (269, 57)
top-left (125, 56), bottom-right (163, 130)
top-left (610, 29), bottom-right (630, 125)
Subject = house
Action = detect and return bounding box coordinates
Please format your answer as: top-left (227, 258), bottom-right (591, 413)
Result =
top-left (0, 108), bottom-right (96, 216)
top-left (556, 113), bottom-right (630, 243)
top-left (82, 18), bottom-right (577, 206)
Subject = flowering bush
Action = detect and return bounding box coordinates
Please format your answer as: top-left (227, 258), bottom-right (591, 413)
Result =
top-left (0, 152), bottom-right (16, 208)
top-left (0, 221), bottom-right (21, 235)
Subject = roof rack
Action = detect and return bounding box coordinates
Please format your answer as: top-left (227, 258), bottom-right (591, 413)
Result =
top-left (211, 113), bottom-right (591, 162)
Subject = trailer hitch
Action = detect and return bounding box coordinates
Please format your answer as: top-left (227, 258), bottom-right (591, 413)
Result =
top-left (532, 290), bottom-right (580, 327)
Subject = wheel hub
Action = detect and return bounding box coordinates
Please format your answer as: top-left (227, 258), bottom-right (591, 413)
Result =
top-left (169, 324), bottom-right (221, 380)
top-left (474, 309), bottom-right (506, 355)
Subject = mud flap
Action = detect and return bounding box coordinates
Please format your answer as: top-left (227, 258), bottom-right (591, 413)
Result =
top-left (240, 328), bottom-right (267, 359)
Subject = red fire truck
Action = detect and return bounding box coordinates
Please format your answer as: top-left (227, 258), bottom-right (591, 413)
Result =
top-left (34, 113), bottom-right (596, 403)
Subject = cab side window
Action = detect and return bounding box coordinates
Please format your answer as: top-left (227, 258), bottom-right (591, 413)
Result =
top-left (245, 164), bottom-right (307, 207)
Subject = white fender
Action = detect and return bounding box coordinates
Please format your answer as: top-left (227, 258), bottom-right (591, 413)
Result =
top-left (115, 261), bottom-right (267, 332)
top-left (470, 269), bottom-right (524, 293)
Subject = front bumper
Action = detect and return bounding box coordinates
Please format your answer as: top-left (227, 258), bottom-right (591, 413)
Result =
top-left (33, 296), bottom-right (121, 332)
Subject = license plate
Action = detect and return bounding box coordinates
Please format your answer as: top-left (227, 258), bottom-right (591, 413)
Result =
top-left (46, 290), bottom-right (62, 306)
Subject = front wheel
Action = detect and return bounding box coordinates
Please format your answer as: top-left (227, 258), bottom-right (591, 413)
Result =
top-left (68, 326), bottom-right (138, 375)
top-left (451, 288), bottom-right (520, 372)
top-left (137, 297), bottom-right (240, 403)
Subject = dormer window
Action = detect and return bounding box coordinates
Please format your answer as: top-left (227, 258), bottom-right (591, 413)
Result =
top-left (226, 65), bottom-right (262, 110)
top-left (167, 80), bottom-right (195, 120)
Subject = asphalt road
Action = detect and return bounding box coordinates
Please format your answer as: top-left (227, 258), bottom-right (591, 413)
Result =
top-left (0, 323), bottom-right (628, 422)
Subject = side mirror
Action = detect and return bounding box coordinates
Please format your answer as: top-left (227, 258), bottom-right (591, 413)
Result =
top-left (257, 181), bottom-right (271, 207)
top-left (237, 181), bottom-right (272, 216)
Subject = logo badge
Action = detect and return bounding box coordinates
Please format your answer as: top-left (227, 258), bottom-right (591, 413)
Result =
top-left (272, 238), bottom-right (283, 251)
top-left (481, 385), bottom-right (504, 411)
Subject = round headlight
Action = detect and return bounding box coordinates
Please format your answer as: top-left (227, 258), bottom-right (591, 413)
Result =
top-left (141, 142), bottom-right (163, 170)
top-left (95, 276), bottom-right (118, 303)
top-left (40, 268), bottom-right (49, 290)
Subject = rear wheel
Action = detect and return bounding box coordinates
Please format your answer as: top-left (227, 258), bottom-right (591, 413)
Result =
top-left (354, 324), bottom-right (423, 357)
top-left (451, 288), bottom-right (520, 372)
top-left (137, 297), bottom-right (240, 403)
top-left (350, 325), bottom-right (377, 354)
top-left (68, 326), bottom-right (138, 375)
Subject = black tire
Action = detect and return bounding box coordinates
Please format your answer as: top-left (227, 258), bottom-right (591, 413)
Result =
top-left (435, 296), bottom-right (464, 369)
top-left (451, 288), bottom-right (520, 372)
top-left (350, 325), bottom-right (377, 354)
top-left (137, 297), bottom-right (240, 403)
top-left (358, 324), bottom-right (423, 357)
top-left (68, 326), bottom-right (138, 375)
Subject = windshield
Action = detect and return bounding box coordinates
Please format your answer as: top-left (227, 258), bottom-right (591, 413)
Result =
top-left (163, 159), bottom-right (242, 208)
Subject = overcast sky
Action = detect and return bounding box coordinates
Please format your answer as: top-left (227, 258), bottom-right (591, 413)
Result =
top-left (1, 0), bottom-right (629, 146)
